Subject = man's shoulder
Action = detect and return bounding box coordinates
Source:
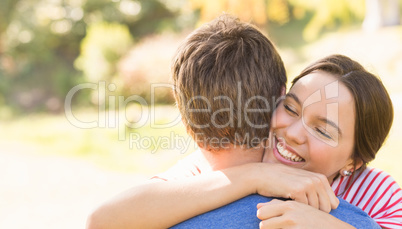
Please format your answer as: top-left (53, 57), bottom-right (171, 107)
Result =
top-left (172, 195), bottom-right (380, 229)
top-left (171, 194), bottom-right (271, 229)
top-left (332, 198), bottom-right (380, 228)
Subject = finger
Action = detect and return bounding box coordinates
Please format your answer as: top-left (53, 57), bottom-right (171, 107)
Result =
top-left (326, 186), bottom-right (339, 210)
top-left (330, 195), bottom-right (340, 210)
top-left (293, 192), bottom-right (308, 206)
top-left (259, 216), bottom-right (292, 229)
top-left (257, 202), bottom-right (270, 209)
top-left (317, 187), bottom-right (331, 213)
top-left (319, 175), bottom-right (339, 209)
top-left (307, 189), bottom-right (320, 210)
top-left (256, 199), bottom-right (285, 220)
top-left (311, 178), bottom-right (332, 213)
top-left (312, 174), bottom-right (338, 211)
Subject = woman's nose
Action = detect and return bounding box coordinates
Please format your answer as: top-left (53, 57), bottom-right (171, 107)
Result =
top-left (285, 119), bottom-right (307, 145)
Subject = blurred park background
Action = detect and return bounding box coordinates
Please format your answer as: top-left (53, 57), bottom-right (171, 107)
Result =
top-left (1, 0), bottom-right (402, 228)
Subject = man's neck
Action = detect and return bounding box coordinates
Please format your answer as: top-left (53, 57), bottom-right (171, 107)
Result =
top-left (198, 145), bottom-right (264, 171)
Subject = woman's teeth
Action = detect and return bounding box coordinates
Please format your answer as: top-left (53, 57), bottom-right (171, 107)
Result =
top-left (277, 142), bottom-right (304, 162)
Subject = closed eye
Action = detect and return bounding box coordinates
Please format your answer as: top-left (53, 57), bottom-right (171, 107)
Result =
top-left (315, 127), bottom-right (332, 140)
top-left (284, 104), bottom-right (299, 116)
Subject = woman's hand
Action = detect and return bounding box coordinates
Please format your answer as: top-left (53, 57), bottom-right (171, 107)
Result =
top-left (247, 163), bottom-right (339, 212)
top-left (256, 199), bottom-right (355, 229)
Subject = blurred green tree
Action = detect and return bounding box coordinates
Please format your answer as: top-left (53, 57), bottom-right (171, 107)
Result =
top-left (289, 0), bottom-right (366, 40)
top-left (75, 23), bottom-right (133, 84)
top-left (0, 0), bottom-right (181, 113)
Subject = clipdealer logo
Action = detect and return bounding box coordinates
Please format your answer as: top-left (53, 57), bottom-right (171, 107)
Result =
top-left (64, 82), bottom-right (181, 141)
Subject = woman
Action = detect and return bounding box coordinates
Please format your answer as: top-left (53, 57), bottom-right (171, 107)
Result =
top-left (257, 54), bottom-right (400, 228)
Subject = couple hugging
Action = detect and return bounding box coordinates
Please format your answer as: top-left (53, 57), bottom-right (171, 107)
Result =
top-left (88, 14), bottom-right (402, 229)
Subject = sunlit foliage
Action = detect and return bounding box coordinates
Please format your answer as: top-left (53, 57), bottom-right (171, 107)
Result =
top-left (290, 0), bottom-right (366, 40)
top-left (75, 23), bottom-right (132, 83)
top-left (0, 0), bottom-right (180, 113)
top-left (0, 0), bottom-right (390, 114)
top-left (189, 0), bottom-right (366, 38)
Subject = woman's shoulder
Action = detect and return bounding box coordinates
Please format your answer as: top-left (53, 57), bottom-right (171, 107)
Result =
top-left (333, 167), bottom-right (401, 205)
top-left (357, 167), bottom-right (402, 228)
top-left (349, 167), bottom-right (400, 195)
top-left (336, 167), bottom-right (402, 228)
top-left (354, 167), bottom-right (399, 186)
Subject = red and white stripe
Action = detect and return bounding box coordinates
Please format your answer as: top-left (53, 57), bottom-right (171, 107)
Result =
top-left (332, 167), bottom-right (402, 229)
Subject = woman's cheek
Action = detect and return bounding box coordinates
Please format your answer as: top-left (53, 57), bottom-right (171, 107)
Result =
top-left (272, 108), bottom-right (291, 129)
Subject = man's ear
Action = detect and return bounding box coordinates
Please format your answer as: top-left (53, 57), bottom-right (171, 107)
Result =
top-left (281, 86), bottom-right (286, 96)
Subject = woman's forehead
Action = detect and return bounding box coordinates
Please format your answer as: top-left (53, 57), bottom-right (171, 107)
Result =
top-left (291, 71), bottom-right (338, 93)
top-left (291, 72), bottom-right (353, 102)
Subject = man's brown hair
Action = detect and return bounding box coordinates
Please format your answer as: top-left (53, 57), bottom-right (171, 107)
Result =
top-left (172, 14), bottom-right (287, 150)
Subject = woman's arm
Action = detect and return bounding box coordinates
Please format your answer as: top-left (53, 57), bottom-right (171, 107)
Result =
top-left (86, 164), bottom-right (257, 229)
top-left (87, 163), bottom-right (338, 229)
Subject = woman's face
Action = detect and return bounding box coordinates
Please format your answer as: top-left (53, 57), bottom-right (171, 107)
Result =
top-left (263, 71), bottom-right (356, 183)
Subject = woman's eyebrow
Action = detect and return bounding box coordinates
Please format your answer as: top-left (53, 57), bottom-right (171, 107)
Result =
top-left (285, 93), bottom-right (301, 105)
top-left (317, 116), bottom-right (342, 137)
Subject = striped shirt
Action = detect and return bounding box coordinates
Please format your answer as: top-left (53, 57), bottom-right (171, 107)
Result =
top-left (332, 167), bottom-right (402, 229)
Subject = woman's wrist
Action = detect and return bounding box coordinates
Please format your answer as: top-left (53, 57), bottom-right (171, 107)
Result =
top-left (326, 214), bottom-right (357, 229)
top-left (233, 163), bottom-right (274, 196)
top-left (221, 163), bottom-right (264, 196)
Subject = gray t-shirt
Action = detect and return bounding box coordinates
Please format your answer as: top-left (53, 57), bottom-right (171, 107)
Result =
top-left (172, 195), bottom-right (380, 229)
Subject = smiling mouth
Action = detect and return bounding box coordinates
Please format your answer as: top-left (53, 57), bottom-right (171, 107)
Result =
top-left (276, 141), bottom-right (305, 162)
